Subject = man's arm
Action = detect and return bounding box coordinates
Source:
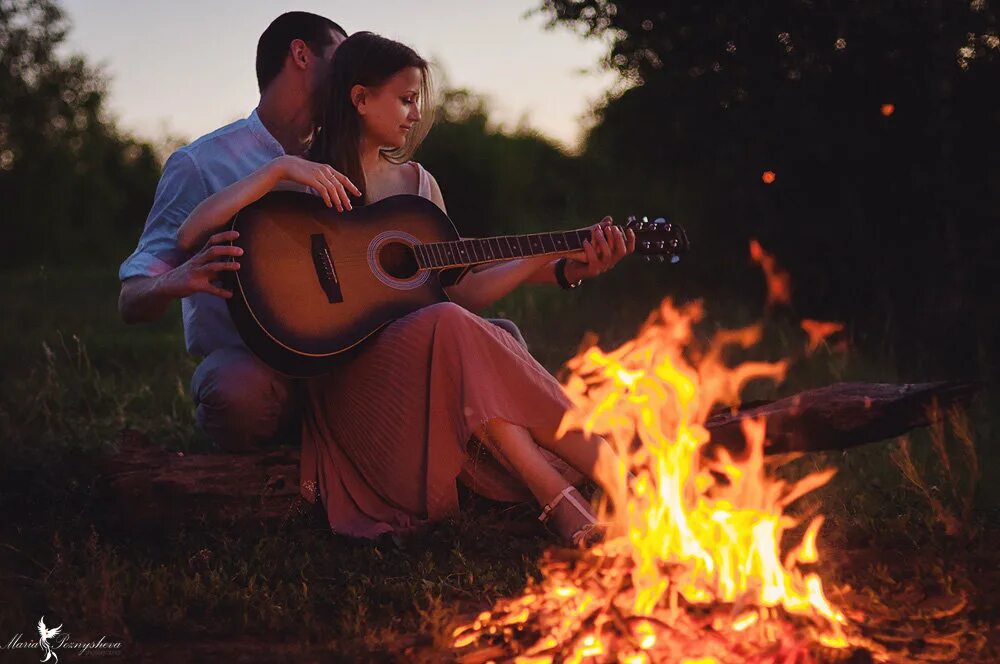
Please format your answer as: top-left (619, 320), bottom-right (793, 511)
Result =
top-left (119, 275), bottom-right (174, 324)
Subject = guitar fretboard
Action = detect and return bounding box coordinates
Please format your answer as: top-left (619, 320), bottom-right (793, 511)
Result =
top-left (413, 229), bottom-right (592, 269)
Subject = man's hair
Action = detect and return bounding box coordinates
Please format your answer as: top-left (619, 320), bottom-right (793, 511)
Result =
top-left (256, 12), bottom-right (347, 92)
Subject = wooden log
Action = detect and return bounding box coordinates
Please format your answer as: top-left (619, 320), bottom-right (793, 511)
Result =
top-left (98, 381), bottom-right (979, 529)
top-left (704, 380), bottom-right (980, 456)
top-left (98, 429), bottom-right (310, 532)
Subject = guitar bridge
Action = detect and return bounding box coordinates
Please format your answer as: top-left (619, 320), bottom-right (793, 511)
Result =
top-left (311, 234), bottom-right (343, 304)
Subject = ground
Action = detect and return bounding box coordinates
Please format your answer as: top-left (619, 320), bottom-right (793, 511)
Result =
top-left (1, 267), bottom-right (996, 662)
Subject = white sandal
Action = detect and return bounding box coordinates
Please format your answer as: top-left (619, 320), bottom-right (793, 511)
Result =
top-left (538, 486), bottom-right (605, 547)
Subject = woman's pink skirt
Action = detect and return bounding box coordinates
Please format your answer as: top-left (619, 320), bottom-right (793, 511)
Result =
top-left (299, 301), bottom-right (583, 538)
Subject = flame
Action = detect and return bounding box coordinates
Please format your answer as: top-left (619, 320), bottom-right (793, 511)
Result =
top-left (749, 240), bottom-right (791, 307)
top-left (453, 261), bottom-right (854, 660)
top-left (801, 319), bottom-right (845, 354)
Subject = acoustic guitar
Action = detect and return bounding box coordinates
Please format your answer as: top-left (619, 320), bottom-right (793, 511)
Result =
top-left (226, 192), bottom-right (689, 376)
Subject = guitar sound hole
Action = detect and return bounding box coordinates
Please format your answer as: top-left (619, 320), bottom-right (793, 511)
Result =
top-left (378, 241), bottom-right (419, 279)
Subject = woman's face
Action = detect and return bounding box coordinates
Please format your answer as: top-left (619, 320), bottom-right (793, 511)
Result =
top-left (355, 66), bottom-right (423, 149)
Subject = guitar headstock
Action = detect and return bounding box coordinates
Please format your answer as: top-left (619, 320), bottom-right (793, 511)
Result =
top-left (622, 215), bottom-right (690, 263)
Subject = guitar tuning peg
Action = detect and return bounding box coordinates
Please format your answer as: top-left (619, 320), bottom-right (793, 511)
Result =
top-left (644, 255), bottom-right (652, 263)
top-left (657, 255), bottom-right (666, 263)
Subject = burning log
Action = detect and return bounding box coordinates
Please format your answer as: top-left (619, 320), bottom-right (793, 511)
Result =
top-left (705, 380), bottom-right (980, 456)
top-left (450, 545), bottom-right (849, 664)
top-left (98, 381), bottom-right (978, 531)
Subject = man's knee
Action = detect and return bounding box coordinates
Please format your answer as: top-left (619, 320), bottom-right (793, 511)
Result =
top-left (191, 347), bottom-right (297, 452)
top-left (486, 317), bottom-right (528, 350)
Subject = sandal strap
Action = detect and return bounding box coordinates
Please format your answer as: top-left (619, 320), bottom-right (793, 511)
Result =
top-left (571, 522), bottom-right (602, 547)
top-left (562, 487), bottom-right (597, 525)
top-left (538, 486), bottom-right (571, 523)
top-left (538, 486), bottom-right (597, 525)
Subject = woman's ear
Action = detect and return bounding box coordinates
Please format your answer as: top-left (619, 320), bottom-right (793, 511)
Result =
top-left (350, 84), bottom-right (367, 114)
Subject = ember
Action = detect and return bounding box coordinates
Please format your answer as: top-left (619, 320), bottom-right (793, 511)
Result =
top-left (452, 251), bottom-right (864, 662)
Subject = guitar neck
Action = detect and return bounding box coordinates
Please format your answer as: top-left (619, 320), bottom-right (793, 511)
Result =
top-left (413, 229), bottom-right (592, 270)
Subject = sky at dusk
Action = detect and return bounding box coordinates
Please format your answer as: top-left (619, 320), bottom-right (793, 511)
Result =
top-left (57, 1), bottom-right (620, 150)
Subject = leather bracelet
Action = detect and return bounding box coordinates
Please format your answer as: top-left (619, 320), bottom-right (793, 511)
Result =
top-left (555, 257), bottom-right (582, 290)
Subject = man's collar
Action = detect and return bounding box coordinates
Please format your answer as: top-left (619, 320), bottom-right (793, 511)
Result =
top-left (248, 107), bottom-right (285, 157)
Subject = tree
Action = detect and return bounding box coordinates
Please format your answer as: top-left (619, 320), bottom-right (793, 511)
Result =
top-left (0, 0), bottom-right (160, 268)
top-left (537, 0), bottom-right (1000, 380)
top-left (416, 89), bottom-right (584, 237)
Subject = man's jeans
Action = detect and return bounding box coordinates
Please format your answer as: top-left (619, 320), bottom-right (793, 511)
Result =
top-left (191, 318), bottom-right (528, 452)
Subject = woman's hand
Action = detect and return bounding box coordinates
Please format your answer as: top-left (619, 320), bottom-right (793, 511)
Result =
top-left (269, 156), bottom-right (362, 212)
top-left (565, 217), bottom-right (636, 282)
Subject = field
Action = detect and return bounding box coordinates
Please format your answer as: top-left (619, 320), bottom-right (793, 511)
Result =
top-left (1, 266), bottom-right (997, 662)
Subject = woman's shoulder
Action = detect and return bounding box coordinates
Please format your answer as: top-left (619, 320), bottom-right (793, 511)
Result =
top-left (402, 161), bottom-right (444, 211)
top-left (403, 160), bottom-right (429, 179)
top-left (401, 161), bottom-right (433, 197)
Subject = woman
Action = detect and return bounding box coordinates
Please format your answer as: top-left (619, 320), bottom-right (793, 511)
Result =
top-left (176, 32), bottom-right (635, 545)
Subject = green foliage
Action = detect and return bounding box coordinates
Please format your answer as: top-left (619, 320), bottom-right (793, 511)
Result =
top-left (416, 89), bottom-right (586, 238)
top-left (0, 0), bottom-right (161, 268)
top-left (536, 0), bottom-right (1000, 86)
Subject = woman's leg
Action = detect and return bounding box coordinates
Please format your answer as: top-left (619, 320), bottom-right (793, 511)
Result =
top-left (481, 416), bottom-right (631, 517)
top-left (478, 418), bottom-right (572, 504)
top-left (477, 418), bottom-right (597, 538)
top-left (529, 426), bottom-right (631, 516)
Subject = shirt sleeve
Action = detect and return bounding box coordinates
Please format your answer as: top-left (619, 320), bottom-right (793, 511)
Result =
top-left (119, 150), bottom-right (209, 281)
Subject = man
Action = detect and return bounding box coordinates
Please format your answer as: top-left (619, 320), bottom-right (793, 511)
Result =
top-left (119, 12), bottom-right (350, 452)
top-left (120, 12), bottom-right (631, 453)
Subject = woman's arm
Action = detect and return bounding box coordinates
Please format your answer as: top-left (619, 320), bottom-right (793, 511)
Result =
top-left (176, 156), bottom-right (361, 253)
top-left (425, 172), bottom-right (634, 312)
top-left (422, 172), bottom-right (543, 310)
top-left (522, 219), bottom-right (635, 286)
top-left (447, 255), bottom-right (557, 312)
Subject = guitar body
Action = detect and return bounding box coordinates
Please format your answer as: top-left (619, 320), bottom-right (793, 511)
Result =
top-left (227, 192), bottom-right (458, 376)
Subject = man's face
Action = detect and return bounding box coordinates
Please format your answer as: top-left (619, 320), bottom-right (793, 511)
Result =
top-left (313, 30), bottom-right (344, 86)
top-left (309, 30), bottom-right (345, 119)
top-left (322, 29), bottom-right (346, 62)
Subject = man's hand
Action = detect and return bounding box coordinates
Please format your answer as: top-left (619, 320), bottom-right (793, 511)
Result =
top-left (565, 217), bottom-right (636, 282)
top-left (159, 230), bottom-right (244, 299)
top-left (271, 155), bottom-right (362, 212)
top-left (119, 230), bottom-right (246, 324)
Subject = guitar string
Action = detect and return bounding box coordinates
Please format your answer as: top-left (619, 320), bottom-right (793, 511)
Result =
top-left (284, 230), bottom-right (674, 269)
top-left (301, 245), bottom-right (675, 267)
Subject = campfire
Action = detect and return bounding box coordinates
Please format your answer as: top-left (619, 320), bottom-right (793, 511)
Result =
top-left (452, 245), bottom-right (863, 663)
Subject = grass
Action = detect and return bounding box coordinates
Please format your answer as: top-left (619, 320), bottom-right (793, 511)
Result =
top-left (0, 265), bottom-right (997, 661)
